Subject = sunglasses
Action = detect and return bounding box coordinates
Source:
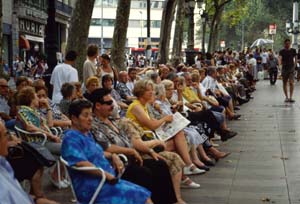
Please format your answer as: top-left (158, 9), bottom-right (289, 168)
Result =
top-left (99, 100), bottom-right (114, 105)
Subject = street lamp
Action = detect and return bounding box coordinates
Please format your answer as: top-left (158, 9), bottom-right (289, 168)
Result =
top-left (185, 0), bottom-right (196, 66)
top-left (197, 0), bottom-right (207, 53)
top-left (139, 11), bottom-right (143, 48)
top-left (286, 0), bottom-right (300, 48)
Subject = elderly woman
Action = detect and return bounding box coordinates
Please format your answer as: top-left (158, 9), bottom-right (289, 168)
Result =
top-left (62, 99), bottom-right (152, 204)
top-left (83, 76), bottom-right (100, 100)
top-left (16, 87), bottom-right (67, 189)
top-left (126, 80), bottom-right (204, 176)
top-left (58, 82), bottom-right (77, 116)
top-left (90, 88), bottom-right (178, 204)
top-left (34, 85), bottom-right (71, 129)
top-left (150, 82), bottom-right (212, 170)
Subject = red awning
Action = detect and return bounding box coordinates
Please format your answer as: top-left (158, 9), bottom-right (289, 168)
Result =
top-left (19, 35), bottom-right (30, 50)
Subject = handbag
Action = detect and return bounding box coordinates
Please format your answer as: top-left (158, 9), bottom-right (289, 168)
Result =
top-left (20, 141), bottom-right (56, 167)
top-left (8, 145), bottom-right (24, 160)
top-left (141, 135), bottom-right (165, 153)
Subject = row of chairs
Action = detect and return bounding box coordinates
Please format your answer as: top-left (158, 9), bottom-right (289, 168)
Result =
top-left (14, 125), bottom-right (127, 204)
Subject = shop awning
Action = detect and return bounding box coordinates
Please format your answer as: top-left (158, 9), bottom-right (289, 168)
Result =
top-left (19, 35), bottom-right (30, 50)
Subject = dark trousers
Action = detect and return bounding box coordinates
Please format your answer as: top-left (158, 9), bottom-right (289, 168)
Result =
top-left (122, 159), bottom-right (177, 204)
top-left (187, 109), bottom-right (221, 138)
top-left (269, 70), bottom-right (278, 85)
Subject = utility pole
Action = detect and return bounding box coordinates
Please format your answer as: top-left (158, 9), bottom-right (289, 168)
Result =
top-left (292, 0), bottom-right (299, 49)
top-left (101, 0), bottom-right (104, 54)
top-left (146, 0), bottom-right (152, 65)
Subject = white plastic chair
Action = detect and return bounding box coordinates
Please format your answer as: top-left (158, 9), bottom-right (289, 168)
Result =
top-left (14, 126), bottom-right (47, 145)
top-left (60, 157), bottom-right (106, 204)
top-left (14, 126), bottom-right (65, 189)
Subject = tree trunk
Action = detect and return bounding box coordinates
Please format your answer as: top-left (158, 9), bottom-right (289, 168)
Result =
top-left (66, 0), bottom-right (95, 81)
top-left (111, 0), bottom-right (131, 71)
top-left (211, 8), bottom-right (223, 51)
top-left (0, 0), bottom-right (3, 77)
top-left (158, 0), bottom-right (177, 65)
top-left (171, 0), bottom-right (185, 67)
top-left (207, 12), bottom-right (218, 53)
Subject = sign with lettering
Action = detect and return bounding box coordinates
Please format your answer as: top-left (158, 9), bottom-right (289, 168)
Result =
top-left (269, 24), bottom-right (277, 35)
top-left (19, 18), bottom-right (45, 37)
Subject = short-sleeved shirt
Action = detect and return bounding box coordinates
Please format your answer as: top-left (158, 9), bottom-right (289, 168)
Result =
top-left (279, 48), bottom-right (297, 72)
top-left (116, 82), bottom-right (134, 100)
top-left (83, 59), bottom-right (97, 84)
top-left (0, 95), bottom-right (10, 115)
top-left (91, 117), bottom-right (131, 150)
top-left (50, 63), bottom-right (78, 104)
top-left (62, 129), bottom-right (150, 204)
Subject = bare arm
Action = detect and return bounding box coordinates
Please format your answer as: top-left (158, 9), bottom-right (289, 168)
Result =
top-left (76, 160), bottom-right (116, 180)
top-left (131, 104), bottom-right (173, 130)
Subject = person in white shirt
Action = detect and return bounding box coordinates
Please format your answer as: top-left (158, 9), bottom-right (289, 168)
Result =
top-left (50, 50), bottom-right (79, 104)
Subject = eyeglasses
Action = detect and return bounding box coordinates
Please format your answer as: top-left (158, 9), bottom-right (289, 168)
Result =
top-left (99, 100), bottom-right (114, 105)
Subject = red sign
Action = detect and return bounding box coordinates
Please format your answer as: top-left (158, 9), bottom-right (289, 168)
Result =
top-left (220, 40), bottom-right (226, 48)
top-left (269, 24), bottom-right (277, 35)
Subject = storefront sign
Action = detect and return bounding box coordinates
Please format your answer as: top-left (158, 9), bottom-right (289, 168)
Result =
top-left (19, 18), bottom-right (45, 37)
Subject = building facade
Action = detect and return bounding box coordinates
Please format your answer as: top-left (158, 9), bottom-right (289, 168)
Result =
top-left (1, 0), bottom-right (74, 66)
top-left (89, 0), bottom-right (165, 54)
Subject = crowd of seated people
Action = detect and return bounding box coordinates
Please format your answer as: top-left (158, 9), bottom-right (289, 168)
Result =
top-left (0, 46), bottom-right (255, 204)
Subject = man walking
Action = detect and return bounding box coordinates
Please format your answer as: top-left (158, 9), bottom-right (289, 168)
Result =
top-left (279, 39), bottom-right (297, 103)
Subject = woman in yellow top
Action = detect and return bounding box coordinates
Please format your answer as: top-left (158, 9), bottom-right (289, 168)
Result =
top-left (126, 80), bottom-right (204, 176)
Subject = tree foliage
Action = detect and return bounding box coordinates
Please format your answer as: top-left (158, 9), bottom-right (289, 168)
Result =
top-left (218, 0), bottom-right (293, 51)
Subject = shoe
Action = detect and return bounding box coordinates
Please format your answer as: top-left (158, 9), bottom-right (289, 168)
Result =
top-left (195, 164), bottom-right (210, 171)
top-left (284, 98), bottom-right (289, 103)
top-left (214, 152), bottom-right (231, 162)
top-left (181, 177), bottom-right (201, 189)
top-left (234, 107), bottom-right (240, 111)
top-left (212, 142), bottom-right (219, 147)
top-left (203, 160), bottom-right (215, 166)
top-left (237, 97), bottom-right (249, 105)
top-left (211, 134), bottom-right (221, 141)
top-left (219, 130), bottom-right (237, 142)
top-left (183, 164), bottom-right (206, 175)
top-left (289, 98), bottom-right (295, 103)
top-left (231, 114), bottom-right (241, 120)
top-left (49, 175), bottom-right (69, 189)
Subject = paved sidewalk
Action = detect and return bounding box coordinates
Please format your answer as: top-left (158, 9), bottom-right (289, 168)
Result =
top-left (45, 80), bottom-right (300, 204)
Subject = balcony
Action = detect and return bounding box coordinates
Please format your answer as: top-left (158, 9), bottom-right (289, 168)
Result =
top-left (55, 1), bottom-right (73, 16)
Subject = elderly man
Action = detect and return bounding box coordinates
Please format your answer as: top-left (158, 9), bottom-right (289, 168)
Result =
top-left (116, 71), bottom-right (136, 103)
top-left (202, 67), bottom-right (240, 120)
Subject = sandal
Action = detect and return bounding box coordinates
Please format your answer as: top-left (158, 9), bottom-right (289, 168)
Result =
top-left (181, 177), bottom-right (200, 189)
top-left (183, 164), bottom-right (206, 175)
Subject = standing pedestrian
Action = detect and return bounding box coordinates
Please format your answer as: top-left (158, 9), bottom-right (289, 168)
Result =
top-left (50, 50), bottom-right (78, 104)
top-left (278, 39), bottom-right (297, 103)
top-left (267, 54), bottom-right (278, 85)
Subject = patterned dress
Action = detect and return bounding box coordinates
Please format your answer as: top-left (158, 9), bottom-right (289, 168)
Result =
top-left (62, 129), bottom-right (151, 204)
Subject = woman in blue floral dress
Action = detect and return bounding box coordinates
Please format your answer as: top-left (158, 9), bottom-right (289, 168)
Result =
top-left (62, 99), bottom-right (152, 204)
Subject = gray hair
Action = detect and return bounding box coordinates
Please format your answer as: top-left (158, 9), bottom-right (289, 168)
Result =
top-left (161, 79), bottom-right (174, 90)
top-left (154, 84), bottom-right (166, 98)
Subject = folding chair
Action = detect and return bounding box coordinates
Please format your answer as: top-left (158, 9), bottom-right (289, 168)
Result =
top-left (60, 157), bottom-right (106, 204)
top-left (14, 126), bottom-right (65, 189)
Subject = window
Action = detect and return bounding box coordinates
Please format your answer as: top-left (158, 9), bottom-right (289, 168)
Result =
top-left (90, 19), bottom-right (115, 27)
